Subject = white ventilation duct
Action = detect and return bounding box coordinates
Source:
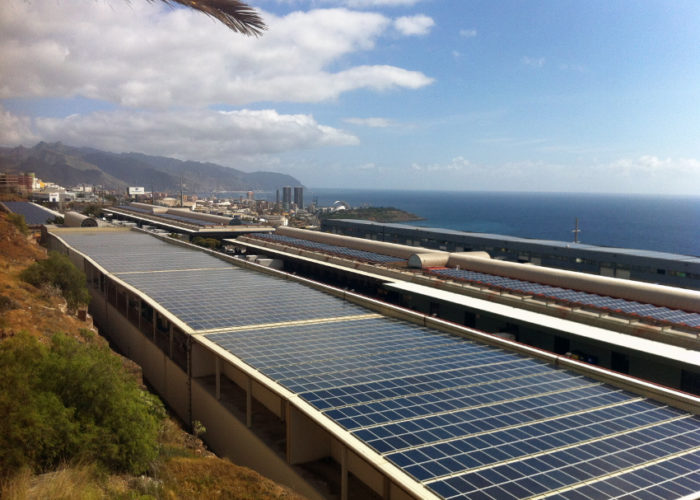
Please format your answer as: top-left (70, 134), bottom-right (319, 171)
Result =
top-left (64, 211), bottom-right (98, 228)
top-left (447, 253), bottom-right (700, 313)
top-left (277, 226), bottom-right (448, 260)
top-left (167, 208), bottom-right (234, 225)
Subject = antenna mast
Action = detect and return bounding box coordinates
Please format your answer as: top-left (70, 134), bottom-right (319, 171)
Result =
top-left (573, 217), bottom-right (580, 243)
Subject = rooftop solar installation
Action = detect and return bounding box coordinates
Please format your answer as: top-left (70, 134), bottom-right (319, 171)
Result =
top-left (2, 201), bottom-right (59, 225)
top-left (58, 231), bottom-right (230, 274)
top-left (430, 267), bottom-right (700, 329)
top-left (116, 205), bottom-right (219, 227)
top-left (250, 232), bottom-right (406, 265)
top-left (55, 229), bottom-right (700, 500)
top-left (118, 268), bottom-right (366, 331)
top-left (332, 220), bottom-right (700, 264)
top-left (204, 318), bottom-right (700, 500)
top-left (57, 230), bottom-right (367, 332)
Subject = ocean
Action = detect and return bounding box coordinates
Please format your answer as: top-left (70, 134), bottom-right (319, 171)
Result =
top-left (303, 189), bottom-right (700, 257)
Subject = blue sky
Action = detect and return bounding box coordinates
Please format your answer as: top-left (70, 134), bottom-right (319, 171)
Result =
top-left (1, 0), bottom-right (699, 193)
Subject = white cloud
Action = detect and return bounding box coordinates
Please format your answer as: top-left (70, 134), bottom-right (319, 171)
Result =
top-left (344, 0), bottom-right (424, 6)
top-left (19, 108), bottom-right (358, 166)
top-left (394, 15), bottom-right (435, 36)
top-left (0, 106), bottom-right (38, 146)
top-left (459, 29), bottom-right (477, 38)
top-left (388, 155), bottom-right (700, 194)
top-left (521, 56), bottom-right (545, 68)
top-left (0, 1), bottom-right (433, 107)
top-left (605, 156), bottom-right (700, 176)
top-left (411, 156), bottom-right (471, 172)
top-left (344, 117), bottom-right (392, 127)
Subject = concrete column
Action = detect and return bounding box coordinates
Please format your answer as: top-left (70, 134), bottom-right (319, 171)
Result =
top-left (215, 357), bottom-right (221, 400)
top-left (341, 445), bottom-right (348, 500)
top-left (246, 377), bottom-right (253, 428)
top-left (285, 404), bottom-right (331, 465)
top-left (137, 298), bottom-right (142, 331)
top-left (169, 324), bottom-right (173, 359)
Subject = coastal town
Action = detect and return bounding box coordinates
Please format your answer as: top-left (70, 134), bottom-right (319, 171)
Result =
top-left (0, 171), bottom-right (422, 228)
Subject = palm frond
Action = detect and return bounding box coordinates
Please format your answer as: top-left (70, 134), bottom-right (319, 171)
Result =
top-left (151, 0), bottom-right (266, 37)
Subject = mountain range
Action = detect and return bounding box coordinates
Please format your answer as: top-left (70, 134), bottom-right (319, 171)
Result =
top-left (0, 142), bottom-right (303, 193)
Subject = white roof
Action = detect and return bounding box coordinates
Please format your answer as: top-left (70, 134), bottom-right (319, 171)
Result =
top-left (385, 281), bottom-right (700, 367)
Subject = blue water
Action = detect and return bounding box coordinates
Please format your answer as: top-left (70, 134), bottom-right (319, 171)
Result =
top-left (305, 189), bottom-right (700, 257)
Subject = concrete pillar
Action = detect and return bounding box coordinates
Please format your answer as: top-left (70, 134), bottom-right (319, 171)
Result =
top-left (215, 357), bottom-right (221, 400)
top-left (138, 298), bottom-right (142, 331)
top-left (246, 377), bottom-right (253, 428)
top-left (169, 324), bottom-right (174, 359)
top-left (341, 445), bottom-right (348, 500)
top-left (286, 404), bottom-right (331, 465)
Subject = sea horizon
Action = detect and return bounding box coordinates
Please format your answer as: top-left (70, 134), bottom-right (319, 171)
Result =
top-left (304, 189), bottom-right (700, 258)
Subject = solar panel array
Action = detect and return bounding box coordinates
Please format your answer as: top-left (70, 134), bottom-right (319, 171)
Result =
top-left (205, 318), bottom-right (700, 500)
top-left (250, 232), bottom-right (405, 264)
top-left (116, 205), bottom-right (219, 227)
top-left (3, 201), bottom-right (58, 225)
top-left (431, 268), bottom-right (700, 329)
top-left (57, 229), bottom-right (700, 500)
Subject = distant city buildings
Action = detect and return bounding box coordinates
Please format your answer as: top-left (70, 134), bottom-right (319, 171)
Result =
top-left (293, 186), bottom-right (303, 209)
top-left (0, 172), bottom-right (35, 195)
top-left (282, 186), bottom-right (292, 211)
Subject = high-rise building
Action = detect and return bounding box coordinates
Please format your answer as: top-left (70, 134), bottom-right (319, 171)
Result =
top-left (282, 186), bottom-right (292, 211)
top-left (293, 186), bottom-right (303, 209)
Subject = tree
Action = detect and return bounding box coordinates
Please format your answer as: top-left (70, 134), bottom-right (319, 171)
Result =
top-left (153, 0), bottom-right (266, 36)
top-left (20, 251), bottom-right (91, 311)
top-left (0, 332), bottom-right (165, 476)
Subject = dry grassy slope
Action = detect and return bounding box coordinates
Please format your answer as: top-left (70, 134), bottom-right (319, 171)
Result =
top-left (0, 211), bottom-right (307, 500)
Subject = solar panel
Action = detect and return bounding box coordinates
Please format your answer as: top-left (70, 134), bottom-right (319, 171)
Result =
top-left (60, 229), bottom-right (700, 500)
top-left (58, 231), bottom-right (229, 273)
top-left (116, 205), bottom-right (219, 227)
top-left (430, 267), bottom-right (700, 329)
top-left (204, 316), bottom-right (700, 499)
top-left (3, 201), bottom-right (58, 225)
top-left (250, 233), bottom-right (405, 264)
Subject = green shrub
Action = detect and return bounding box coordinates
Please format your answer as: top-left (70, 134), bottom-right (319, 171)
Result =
top-left (7, 213), bottom-right (29, 235)
top-left (46, 215), bottom-right (64, 225)
top-left (192, 237), bottom-right (220, 249)
top-left (20, 252), bottom-right (90, 311)
top-left (81, 204), bottom-right (102, 217)
top-left (0, 332), bottom-right (165, 476)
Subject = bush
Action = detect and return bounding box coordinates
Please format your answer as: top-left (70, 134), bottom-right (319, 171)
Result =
top-left (46, 215), bottom-right (64, 225)
top-left (0, 332), bottom-right (165, 476)
top-left (7, 213), bottom-right (29, 235)
top-left (81, 204), bottom-right (102, 217)
top-left (192, 236), bottom-right (221, 249)
top-left (20, 252), bottom-right (90, 311)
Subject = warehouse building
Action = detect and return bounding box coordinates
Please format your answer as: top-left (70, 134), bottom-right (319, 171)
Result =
top-left (321, 219), bottom-right (700, 290)
top-left (233, 228), bottom-right (700, 394)
top-left (46, 226), bottom-right (700, 499)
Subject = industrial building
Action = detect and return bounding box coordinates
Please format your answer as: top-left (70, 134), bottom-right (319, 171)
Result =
top-left (321, 219), bottom-right (700, 290)
top-left (107, 202), bottom-right (274, 240)
top-left (1, 200), bottom-right (61, 226)
top-left (295, 186), bottom-right (304, 209)
top-left (46, 226), bottom-right (700, 500)
top-left (283, 186), bottom-right (293, 211)
top-left (233, 228), bottom-right (700, 395)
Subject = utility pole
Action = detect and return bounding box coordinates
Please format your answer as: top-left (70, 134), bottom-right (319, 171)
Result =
top-left (573, 217), bottom-right (580, 243)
